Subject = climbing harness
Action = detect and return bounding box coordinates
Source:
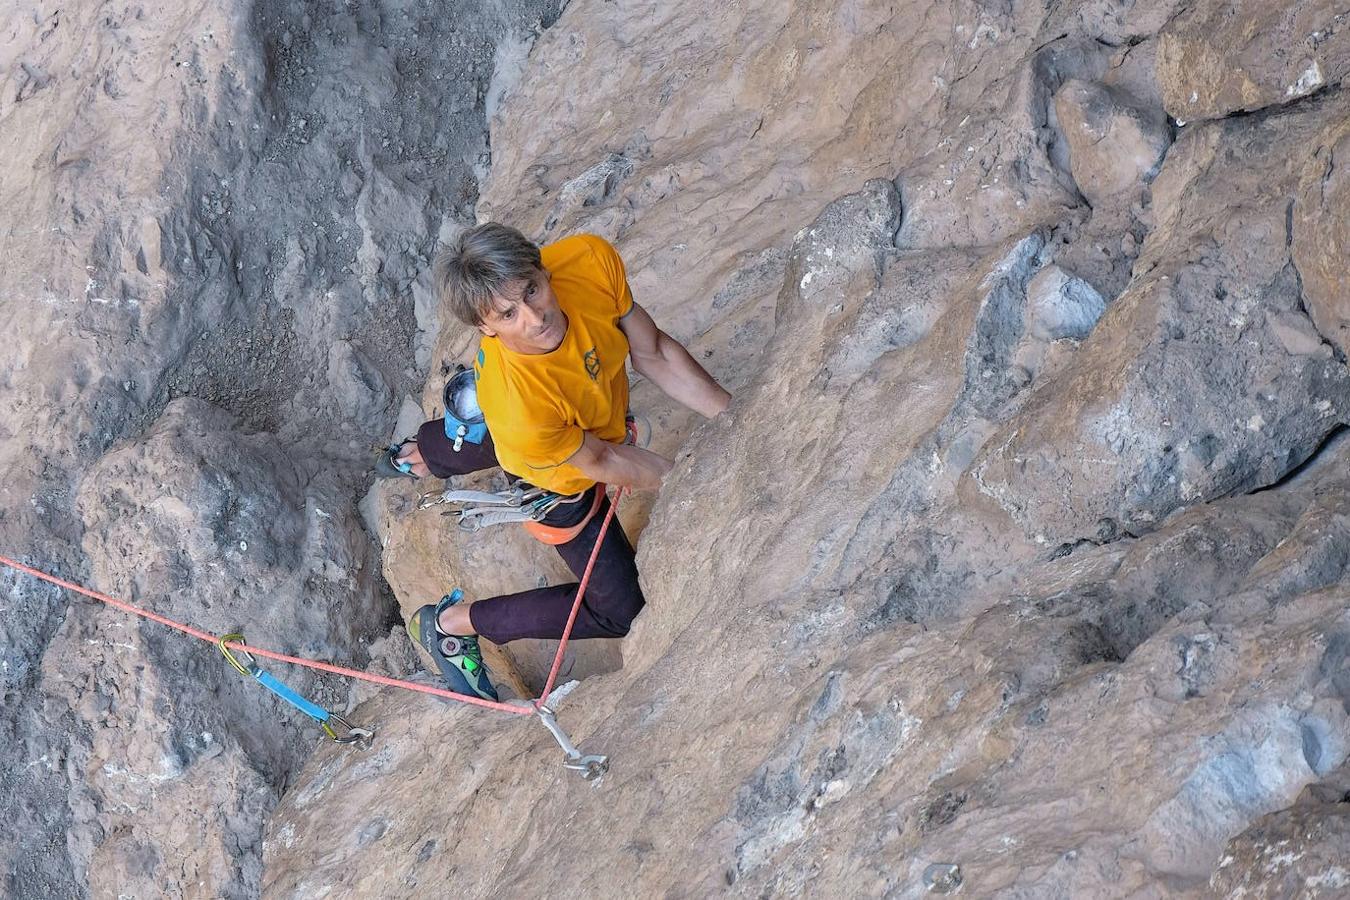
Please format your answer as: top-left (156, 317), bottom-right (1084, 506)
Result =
top-left (522, 487), bottom-right (604, 546)
top-left (218, 632), bottom-right (373, 744)
top-left (417, 482), bottom-right (605, 545)
top-left (0, 487), bottom-right (624, 780)
top-left (415, 413), bottom-right (641, 537)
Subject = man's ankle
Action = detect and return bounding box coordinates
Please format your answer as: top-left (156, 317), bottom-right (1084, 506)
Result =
top-left (437, 603), bottom-right (474, 636)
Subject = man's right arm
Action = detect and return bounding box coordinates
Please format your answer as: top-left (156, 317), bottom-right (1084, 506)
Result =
top-left (566, 431), bottom-right (672, 492)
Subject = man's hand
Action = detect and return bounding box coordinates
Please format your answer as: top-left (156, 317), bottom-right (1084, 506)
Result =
top-left (396, 442), bottom-right (432, 478)
top-left (566, 431), bottom-right (672, 492)
top-left (619, 302), bottom-right (731, 418)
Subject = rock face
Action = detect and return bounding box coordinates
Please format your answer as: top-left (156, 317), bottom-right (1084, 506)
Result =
top-left (52, 399), bottom-right (384, 898)
top-left (1211, 763), bottom-right (1350, 897)
top-left (266, 0), bottom-right (1350, 896)
top-left (1158, 0), bottom-right (1350, 121)
top-left (3, 0), bottom-right (1350, 898)
top-left (0, 0), bottom-right (560, 896)
top-left (1292, 111), bottom-right (1350, 358)
top-left (1053, 78), bottom-right (1170, 205)
top-left (970, 90), bottom-right (1350, 549)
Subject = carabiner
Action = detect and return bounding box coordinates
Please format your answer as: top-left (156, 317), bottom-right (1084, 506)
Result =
top-left (323, 713), bottom-right (375, 745)
top-left (218, 632), bottom-right (258, 676)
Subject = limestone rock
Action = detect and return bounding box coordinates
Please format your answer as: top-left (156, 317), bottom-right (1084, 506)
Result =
top-left (1158, 0), bottom-right (1350, 121)
top-left (0, 0), bottom-right (563, 894)
top-left (1025, 264), bottom-right (1107, 342)
top-left (969, 92), bottom-right (1350, 548)
top-left (273, 2), bottom-right (1350, 892)
top-left (1053, 78), bottom-right (1171, 205)
top-left (1211, 766), bottom-right (1350, 897)
top-left (4, 0), bottom-right (1350, 897)
top-left (1292, 109), bottom-right (1350, 357)
top-left (31, 399), bottom-right (385, 898)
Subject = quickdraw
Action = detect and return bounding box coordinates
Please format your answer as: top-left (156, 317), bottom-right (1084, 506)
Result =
top-left (218, 632), bottom-right (373, 745)
top-left (415, 414), bottom-right (644, 534)
top-left (417, 483), bottom-right (572, 531)
top-left (534, 703), bottom-right (608, 781)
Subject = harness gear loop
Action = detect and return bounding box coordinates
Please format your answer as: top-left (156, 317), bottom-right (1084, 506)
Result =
top-left (217, 632), bottom-right (374, 746)
top-left (418, 484), bottom-right (570, 532)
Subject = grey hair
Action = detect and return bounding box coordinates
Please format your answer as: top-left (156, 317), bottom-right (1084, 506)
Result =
top-left (433, 222), bottom-right (542, 327)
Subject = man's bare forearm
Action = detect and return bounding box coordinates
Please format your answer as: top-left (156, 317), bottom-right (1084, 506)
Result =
top-left (590, 442), bottom-right (672, 491)
top-left (639, 332), bottom-right (731, 418)
top-left (568, 430), bottom-right (672, 491)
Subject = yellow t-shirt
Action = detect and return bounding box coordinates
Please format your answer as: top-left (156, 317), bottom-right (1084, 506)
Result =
top-left (474, 234), bottom-right (635, 494)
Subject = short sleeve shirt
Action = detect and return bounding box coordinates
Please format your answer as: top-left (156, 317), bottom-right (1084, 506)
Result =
top-left (473, 234), bottom-right (634, 495)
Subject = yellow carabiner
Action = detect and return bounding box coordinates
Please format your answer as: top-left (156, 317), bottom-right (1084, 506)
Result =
top-left (217, 632), bottom-right (258, 676)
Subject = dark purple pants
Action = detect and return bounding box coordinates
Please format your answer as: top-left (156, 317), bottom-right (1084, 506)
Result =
top-left (415, 419), bottom-right (645, 644)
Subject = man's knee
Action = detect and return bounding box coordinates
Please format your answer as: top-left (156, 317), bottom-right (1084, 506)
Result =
top-left (585, 582), bottom-right (645, 637)
top-left (416, 418), bottom-right (499, 477)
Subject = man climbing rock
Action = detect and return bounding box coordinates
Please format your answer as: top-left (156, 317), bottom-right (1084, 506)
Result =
top-left (384, 223), bottom-right (730, 700)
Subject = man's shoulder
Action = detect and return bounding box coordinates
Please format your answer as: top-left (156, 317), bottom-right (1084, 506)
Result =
top-left (543, 233), bottom-right (631, 320)
top-left (542, 233), bottom-right (622, 272)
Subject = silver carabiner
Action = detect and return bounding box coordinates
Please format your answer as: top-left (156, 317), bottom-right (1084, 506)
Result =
top-left (534, 704), bottom-right (609, 781)
top-left (416, 491), bottom-right (448, 511)
top-left (323, 713), bottom-right (375, 746)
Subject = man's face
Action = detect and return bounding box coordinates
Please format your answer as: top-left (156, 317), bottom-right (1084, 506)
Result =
top-left (477, 267), bottom-right (567, 354)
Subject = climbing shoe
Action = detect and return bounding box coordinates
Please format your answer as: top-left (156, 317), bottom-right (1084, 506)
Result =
top-left (406, 589), bottom-right (499, 702)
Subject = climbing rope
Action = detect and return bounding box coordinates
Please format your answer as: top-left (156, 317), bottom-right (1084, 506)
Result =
top-left (0, 552), bottom-right (531, 714)
top-left (537, 486), bottom-right (627, 705)
top-left (0, 486), bottom-right (623, 777)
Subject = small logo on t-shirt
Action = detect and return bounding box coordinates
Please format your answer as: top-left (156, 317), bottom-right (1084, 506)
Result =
top-left (583, 348), bottom-right (600, 381)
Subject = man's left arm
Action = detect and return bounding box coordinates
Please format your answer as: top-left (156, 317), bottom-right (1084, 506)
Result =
top-left (619, 302), bottom-right (731, 419)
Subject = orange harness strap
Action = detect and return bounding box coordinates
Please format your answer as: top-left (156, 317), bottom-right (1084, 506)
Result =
top-left (522, 484), bottom-right (606, 545)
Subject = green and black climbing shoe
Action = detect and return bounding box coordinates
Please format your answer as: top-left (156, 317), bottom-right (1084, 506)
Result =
top-left (407, 588), bottom-right (499, 702)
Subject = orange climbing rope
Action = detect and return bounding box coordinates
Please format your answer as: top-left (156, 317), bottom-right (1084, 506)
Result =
top-left (0, 486), bottom-right (622, 717)
top-left (537, 486), bottom-right (627, 706)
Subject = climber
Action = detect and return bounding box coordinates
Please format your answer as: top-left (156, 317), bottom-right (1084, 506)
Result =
top-left (381, 223), bottom-right (730, 700)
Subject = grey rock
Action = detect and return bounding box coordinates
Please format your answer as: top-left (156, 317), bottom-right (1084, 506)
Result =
top-left (1292, 110), bottom-right (1350, 358)
top-left (1025, 264), bottom-right (1107, 342)
top-left (326, 340), bottom-right (395, 426)
top-left (46, 399), bottom-right (385, 898)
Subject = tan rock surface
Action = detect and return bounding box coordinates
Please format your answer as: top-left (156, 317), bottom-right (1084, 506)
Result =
top-left (1158, 0), bottom-right (1350, 121)
top-left (2, 0), bottom-right (1349, 898)
top-left (269, 0), bottom-right (1350, 893)
top-left (1292, 110), bottom-right (1350, 358)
